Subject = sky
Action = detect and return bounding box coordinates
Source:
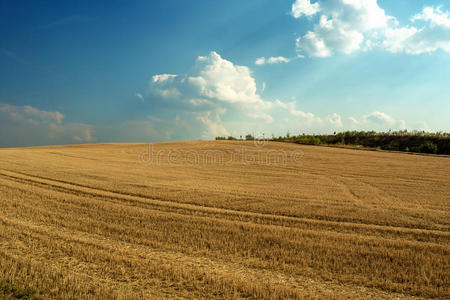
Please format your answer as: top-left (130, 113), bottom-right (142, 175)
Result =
top-left (1, 0), bottom-right (450, 147)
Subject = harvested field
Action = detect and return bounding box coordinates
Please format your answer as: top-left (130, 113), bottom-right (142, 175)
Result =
top-left (0, 141), bottom-right (449, 299)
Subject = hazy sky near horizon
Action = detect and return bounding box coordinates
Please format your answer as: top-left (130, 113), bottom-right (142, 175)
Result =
top-left (1, 0), bottom-right (450, 147)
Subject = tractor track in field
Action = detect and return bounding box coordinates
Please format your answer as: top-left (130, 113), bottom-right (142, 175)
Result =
top-left (1, 169), bottom-right (448, 246)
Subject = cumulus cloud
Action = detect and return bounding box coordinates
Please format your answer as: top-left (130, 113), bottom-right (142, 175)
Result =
top-left (382, 6), bottom-right (450, 55)
top-left (150, 52), bottom-right (268, 136)
top-left (293, 0), bottom-right (392, 57)
top-left (292, 0), bottom-right (450, 57)
top-left (362, 111), bottom-right (406, 130)
top-left (152, 74), bottom-right (177, 83)
top-left (0, 104), bottom-right (95, 147)
top-left (255, 56), bottom-right (290, 65)
top-left (186, 52), bottom-right (265, 106)
top-left (147, 52), bottom-right (422, 137)
top-left (149, 51), bottom-right (321, 136)
top-left (291, 0), bottom-right (320, 18)
top-left (412, 6), bottom-right (450, 27)
top-left (364, 111), bottom-right (395, 124)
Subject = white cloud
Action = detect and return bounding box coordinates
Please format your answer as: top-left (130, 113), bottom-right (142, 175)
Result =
top-left (273, 99), bottom-right (318, 122)
top-left (294, 0), bottom-right (392, 57)
top-left (255, 56), bottom-right (290, 65)
top-left (0, 104), bottom-right (95, 147)
top-left (152, 52), bottom-right (263, 108)
top-left (382, 6), bottom-right (450, 55)
top-left (327, 113), bottom-right (343, 128)
top-left (382, 26), bottom-right (419, 53)
top-left (255, 57), bottom-right (266, 65)
top-left (151, 52), bottom-right (269, 136)
top-left (135, 92), bottom-right (144, 101)
top-left (152, 74), bottom-right (177, 83)
top-left (150, 52), bottom-right (274, 136)
top-left (412, 6), bottom-right (450, 28)
top-left (148, 52), bottom-right (426, 137)
top-left (297, 32), bottom-right (329, 58)
top-left (363, 111), bottom-right (406, 130)
top-left (149, 52), bottom-right (323, 136)
top-left (186, 51), bottom-right (265, 106)
top-left (157, 88), bottom-right (181, 98)
top-left (364, 111), bottom-right (395, 124)
top-left (0, 104), bottom-right (64, 124)
top-left (291, 0), bottom-right (320, 18)
top-left (292, 1), bottom-right (450, 57)
top-left (266, 56), bottom-right (290, 64)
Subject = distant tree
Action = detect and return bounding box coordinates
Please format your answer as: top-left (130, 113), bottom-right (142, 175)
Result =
top-left (418, 142), bottom-right (438, 154)
top-left (270, 130), bottom-right (449, 155)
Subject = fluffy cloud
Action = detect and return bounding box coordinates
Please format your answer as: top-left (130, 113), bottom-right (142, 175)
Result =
top-left (412, 6), bottom-right (450, 27)
top-left (147, 52), bottom-right (421, 138)
top-left (383, 6), bottom-right (450, 54)
top-left (364, 111), bottom-right (395, 124)
top-left (149, 52), bottom-right (269, 137)
top-left (255, 56), bottom-right (290, 65)
top-left (150, 74), bottom-right (181, 98)
top-left (362, 111), bottom-right (406, 130)
top-left (149, 52), bottom-right (321, 137)
top-left (152, 74), bottom-right (178, 83)
top-left (291, 0), bottom-right (320, 18)
top-left (0, 104), bottom-right (95, 147)
top-left (186, 52), bottom-right (264, 106)
top-left (292, 0), bottom-right (450, 57)
top-left (294, 0), bottom-right (392, 57)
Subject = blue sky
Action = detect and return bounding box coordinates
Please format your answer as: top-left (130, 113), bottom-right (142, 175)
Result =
top-left (1, 0), bottom-right (449, 147)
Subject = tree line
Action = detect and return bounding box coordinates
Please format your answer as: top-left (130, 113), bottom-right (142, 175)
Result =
top-left (216, 130), bottom-right (450, 155)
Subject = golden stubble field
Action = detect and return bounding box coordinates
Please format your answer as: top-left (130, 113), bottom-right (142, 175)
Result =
top-left (0, 140), bottom-right (448, 299)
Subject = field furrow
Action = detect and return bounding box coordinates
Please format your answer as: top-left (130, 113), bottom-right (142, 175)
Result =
top-left (0, 141), bottom-right (448, 299)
